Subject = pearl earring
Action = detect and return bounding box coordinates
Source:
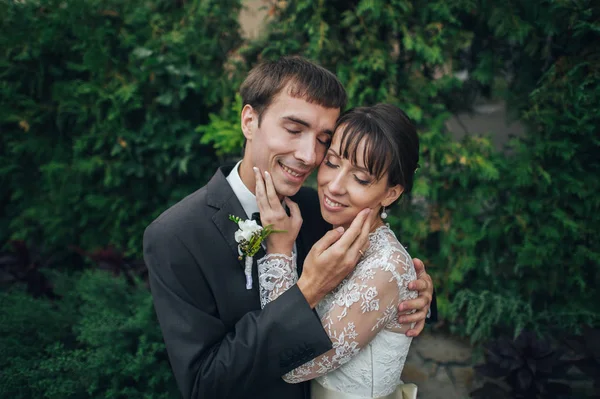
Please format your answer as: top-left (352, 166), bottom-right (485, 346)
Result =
top-left (381, 206), bottom-right (388, 219)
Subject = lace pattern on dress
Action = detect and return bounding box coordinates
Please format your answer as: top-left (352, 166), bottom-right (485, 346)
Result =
top-left (257, 253), bottom-right (297, 308)
top-left (257, 225), bottom-right (417, 396)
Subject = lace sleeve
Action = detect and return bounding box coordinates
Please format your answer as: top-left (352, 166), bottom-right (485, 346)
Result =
top-left (257, 253), bottom-right (298, 308)
top-left (282, 248), bottom-right (416, 383)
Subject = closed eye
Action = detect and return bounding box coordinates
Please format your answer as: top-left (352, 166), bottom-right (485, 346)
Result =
top-left (318, 137), bottom-right (331, 146)
top-left (354, 175), bottom-right (371, 186)
top-left (324, 159), bottom-right (338, 168)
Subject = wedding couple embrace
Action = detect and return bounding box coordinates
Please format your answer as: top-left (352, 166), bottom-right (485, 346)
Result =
top-left (143, 56), bottom-right (437, 399)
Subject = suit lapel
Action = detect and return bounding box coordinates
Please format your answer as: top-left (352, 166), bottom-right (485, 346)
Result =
top-left (207, 166), bottom-right (266, 293)
top-left (208, 169), bottom-right (321, 290)
top-left (207, 166), bottom-right (247, 269)
top-left (212, 202), bottom-right (246, 268)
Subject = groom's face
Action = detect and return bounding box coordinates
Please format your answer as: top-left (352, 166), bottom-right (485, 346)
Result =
top-left (243, 86), bottom-right (340, 198)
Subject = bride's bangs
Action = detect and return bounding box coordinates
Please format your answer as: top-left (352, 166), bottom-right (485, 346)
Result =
top-left (336, 113), bottom-right (392, 182)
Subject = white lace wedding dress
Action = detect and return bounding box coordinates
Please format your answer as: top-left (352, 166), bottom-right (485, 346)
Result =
top-left (258, 225), bottom-right (418, 399)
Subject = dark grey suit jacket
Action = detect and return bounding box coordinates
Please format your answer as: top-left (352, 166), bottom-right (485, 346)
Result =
top-left (143, 165), bottom-right (333, 399)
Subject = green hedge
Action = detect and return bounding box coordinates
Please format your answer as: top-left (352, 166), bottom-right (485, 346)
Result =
top-left (0, 271), bottom-right (176, 398)
top-left (0, 0), bottom-right (243, 258)
top-left (447, 0), bottom-right (600, 341)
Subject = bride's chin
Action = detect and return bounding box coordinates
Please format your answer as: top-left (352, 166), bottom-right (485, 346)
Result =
top-left (321, 213), bottom-right (349, 229)
top-left (320, 211), bottom-right (335, 226)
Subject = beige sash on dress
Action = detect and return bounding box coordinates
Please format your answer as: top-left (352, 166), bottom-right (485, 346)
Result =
top-left (311, 380), bottom-right (418, 399)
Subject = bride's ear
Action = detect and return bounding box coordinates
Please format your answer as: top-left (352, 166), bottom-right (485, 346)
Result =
top-left (382, 184), bottom-right (404, 208)
top-left (241, 105), bottom-right (258, 140)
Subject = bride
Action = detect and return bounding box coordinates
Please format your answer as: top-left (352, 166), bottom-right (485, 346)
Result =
top-left (253, 103), bottom-right (420, 399)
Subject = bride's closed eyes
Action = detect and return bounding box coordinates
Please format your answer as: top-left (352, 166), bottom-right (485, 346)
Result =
top-left (324, 152), bottom-right (373, 186)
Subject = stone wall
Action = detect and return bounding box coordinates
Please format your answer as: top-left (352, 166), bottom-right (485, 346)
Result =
top-left (239, 0), bottom-right (269, 39)
top-left (401, 331), bottom-right (475, 399)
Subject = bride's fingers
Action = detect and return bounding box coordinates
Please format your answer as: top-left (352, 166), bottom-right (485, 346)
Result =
top-left (253, 167), bottom-right (270, 210)
top-left (346, 210), bottom-right (371, 262)
top-left (263, 171), bottom-right (281, 211)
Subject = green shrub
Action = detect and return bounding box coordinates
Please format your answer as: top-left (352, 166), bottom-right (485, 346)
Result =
top-left (0, 271), bottom-right (176, 399)
top-left (449, 0), bottom-right (600, 340)
top-left (0, 0), bottom-right (243, 257)
top-left (0, 287), bottom-right (74, 397)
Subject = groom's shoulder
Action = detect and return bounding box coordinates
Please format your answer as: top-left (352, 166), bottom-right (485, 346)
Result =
top-left (146, 168), bottom-right (226, 237)
top-left (159, 186), bottom-right (210, 222)
top-left (145, 185), bottom-right (210, 237)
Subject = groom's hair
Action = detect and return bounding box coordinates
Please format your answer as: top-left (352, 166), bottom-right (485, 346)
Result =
top-left (240, 56), bottom-right (347, 125)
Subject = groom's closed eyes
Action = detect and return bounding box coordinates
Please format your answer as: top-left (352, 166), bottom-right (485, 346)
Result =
top-left (281, 115), bottom-right (333, 146)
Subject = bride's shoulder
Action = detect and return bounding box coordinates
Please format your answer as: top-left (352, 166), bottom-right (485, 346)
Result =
top-left (368, 225), bottom-right (414, 272)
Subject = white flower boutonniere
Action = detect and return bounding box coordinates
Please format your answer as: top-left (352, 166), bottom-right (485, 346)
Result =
top-left (229, 215), bottom-right (282, 289)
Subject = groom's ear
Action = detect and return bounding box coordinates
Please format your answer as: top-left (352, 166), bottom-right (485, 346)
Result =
top-left (241, 105), bottom-right (258, 140)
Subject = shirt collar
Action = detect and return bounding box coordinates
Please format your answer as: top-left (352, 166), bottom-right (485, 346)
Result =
top-left (226, 160), bottom-right (259, 219)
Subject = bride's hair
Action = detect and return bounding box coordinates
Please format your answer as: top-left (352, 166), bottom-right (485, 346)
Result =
top-left (333, 103), bottom-right (419, 205)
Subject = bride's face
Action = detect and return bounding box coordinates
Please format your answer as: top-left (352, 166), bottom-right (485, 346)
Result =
top-left (317, 132), bottom-right (402, 230)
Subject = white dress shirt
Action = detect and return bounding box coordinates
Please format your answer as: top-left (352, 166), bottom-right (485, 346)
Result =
top-left (226, 160), bottom-right (259, 219)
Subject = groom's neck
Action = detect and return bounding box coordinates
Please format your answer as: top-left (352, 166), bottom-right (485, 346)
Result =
top-left (238, 159), bottom-right (257, 195)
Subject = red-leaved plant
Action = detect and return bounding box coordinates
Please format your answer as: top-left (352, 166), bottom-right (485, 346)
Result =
top-left (0, 240), bottom-right (59, 299)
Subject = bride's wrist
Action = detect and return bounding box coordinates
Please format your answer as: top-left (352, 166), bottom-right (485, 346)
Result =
top-left (266, 237), bottom-right (294, 254)
top-left (266, 244), bottom-right (294, 257)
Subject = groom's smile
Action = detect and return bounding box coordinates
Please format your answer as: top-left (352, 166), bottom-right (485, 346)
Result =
top-left (278, 160), bottom-right (309, 182)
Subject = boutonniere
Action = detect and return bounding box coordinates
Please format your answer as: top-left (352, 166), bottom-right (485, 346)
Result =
top-left (229, 215), bottom-right (282, 289)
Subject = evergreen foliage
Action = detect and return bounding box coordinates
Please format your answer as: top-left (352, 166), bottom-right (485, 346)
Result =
top-left (0, 0), bottom-right (243, 258)
top-left (0, 271), bottom-right (177, 398)
top-left (449, 0), bottom-right (600, 341)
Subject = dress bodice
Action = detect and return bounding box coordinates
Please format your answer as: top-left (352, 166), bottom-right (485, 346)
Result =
top-left (312, 226), bottom-right (417, 397)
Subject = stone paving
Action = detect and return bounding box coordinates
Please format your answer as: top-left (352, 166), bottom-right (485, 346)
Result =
top-left (401, 330), bottom-right (477, 399)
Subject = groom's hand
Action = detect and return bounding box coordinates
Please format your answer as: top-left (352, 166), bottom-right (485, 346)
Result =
top-left (297, 208), bottom-right (371, 308)
top-left (399, 258), bottom-right (433, 337)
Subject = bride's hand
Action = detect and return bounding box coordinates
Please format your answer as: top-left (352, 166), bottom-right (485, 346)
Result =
top-left (254, 167), bottom-right (302, 256)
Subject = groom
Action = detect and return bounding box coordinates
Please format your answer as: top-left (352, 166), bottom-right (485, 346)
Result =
top-left (143, 56), bottom-right (435, 399)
